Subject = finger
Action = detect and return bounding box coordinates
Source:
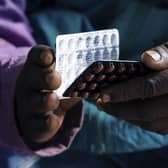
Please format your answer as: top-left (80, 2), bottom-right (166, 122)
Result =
top-left (142, 42), bottom-right (168, 70)
top-left (26, 45), bottom-right (55, 67)
top-left (127, 118), bottom-right (168, 135)
top-left (28, 92), bottom-right (60, 114)
top-left (26, 65), bottom-right (61, 90)
top-left (22, 106), bottom-right (65, 143)
top-left (97, 94), bottom-right (168, 122)
top-left (99, 69), bottom-right (168, 103)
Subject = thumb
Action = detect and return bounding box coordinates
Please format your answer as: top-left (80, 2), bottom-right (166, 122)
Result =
top-left (142, 42), bottom-right (168, 70)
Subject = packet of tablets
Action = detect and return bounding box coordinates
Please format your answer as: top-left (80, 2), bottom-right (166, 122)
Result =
top-left (55, 29), bottom-right (119, 96)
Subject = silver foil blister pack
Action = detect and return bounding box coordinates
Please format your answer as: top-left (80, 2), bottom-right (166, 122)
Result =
top-left (55, 29), bottom-right (119, 96)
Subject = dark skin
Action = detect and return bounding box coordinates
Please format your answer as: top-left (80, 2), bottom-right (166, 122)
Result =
top-left (97, 43), bottom-right (168, 134)
top-left (15, 45), bottom-right (82, 143)
top-left (15, 43), bottom-right (168, 145)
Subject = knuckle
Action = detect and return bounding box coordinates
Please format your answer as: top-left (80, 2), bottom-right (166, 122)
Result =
top-left (27, 45), bottom-right (54, 66)
top-left (45, 93), bottom-right (59, 110)
top-left (45, 71), bottom-right (61, 89)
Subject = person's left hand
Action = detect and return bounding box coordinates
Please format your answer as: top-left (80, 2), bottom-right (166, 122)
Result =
top-left (97, 43), bottom-right (168, 134)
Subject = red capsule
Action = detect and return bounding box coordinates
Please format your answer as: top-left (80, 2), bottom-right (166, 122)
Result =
top-left (84, 72), bottom-right (95, 82)
top-left (96, 74), bottom-right (106, 82)
top-left (116, 63), bottom-right (126, 73)
top-left (88, 83), bottom-right (98, 90)
top-left (77, 82), bottom-right (87, 90)
top-left (105, 62), bottom-right (115, 73)
top-left (69, 91), bottom-right (79, 97)
top-left (93, 62), bottom-right (104, 74)
top-left (81, 92), bottom-right (90, 99)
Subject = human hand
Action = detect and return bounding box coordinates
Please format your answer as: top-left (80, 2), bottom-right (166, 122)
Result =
top-left (97, 42), bottom-right (168, 134)
top-left (15, 45), bottom-right (82, 144)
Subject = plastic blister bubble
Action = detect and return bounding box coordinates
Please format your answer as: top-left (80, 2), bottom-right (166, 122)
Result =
top-left (56, 29), bottom-right (119, 96)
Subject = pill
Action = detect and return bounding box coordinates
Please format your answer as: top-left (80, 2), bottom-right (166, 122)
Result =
top-left (116, 63), bottom-right (126, 73)
top-left (105, 62), bottom-right (115, 73)
top-left (84, 72), bottom-right (95, 81)
top-left (81, 92), bottom-right (90, 99)
top-left (93, 62), bottom-right (104, 73)
top-left (69, 91), bottom-right (79, 97)
top-left (77, 82), bottom-right (87, 90)
top-left (96, 74), bottom-right (106, 82)
top-left (88, 83), bottom-right (98, 90)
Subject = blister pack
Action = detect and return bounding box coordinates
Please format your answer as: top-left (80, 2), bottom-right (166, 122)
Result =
top-left (63, 60), bottom-right (151, 99)
top-left (55, 29), bottom-right (119, 96)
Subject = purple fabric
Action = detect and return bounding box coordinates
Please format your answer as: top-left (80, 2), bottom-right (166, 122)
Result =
top-left (0, 0), bottom-right (83, 156)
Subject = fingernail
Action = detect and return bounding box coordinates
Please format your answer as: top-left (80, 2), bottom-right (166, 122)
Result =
top-left (40, 50), bottom-right (54, 66)
top-left (102, 94), bottom-right (111, 103)
top-left (143, 50), bottom-right (161, 62)
top-left (96, 98), bottom-right (104, 111)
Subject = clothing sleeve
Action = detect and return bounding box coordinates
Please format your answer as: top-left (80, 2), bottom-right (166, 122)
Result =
top-left (0, 0), bottom-right (84, 157)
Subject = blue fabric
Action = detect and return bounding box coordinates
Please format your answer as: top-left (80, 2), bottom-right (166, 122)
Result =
top-left (1, 147), bottom-right (168, 168)
top-left (70, 101), bottom-right (168, 154)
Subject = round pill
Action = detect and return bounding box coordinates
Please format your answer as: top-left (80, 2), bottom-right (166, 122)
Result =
top-left (84, 72), bottom-right (95, 82)
top-left (69, 91), bottom-right (79, 97)
top-left (105, 62), bottom-right (115, 73)
top-left (77, 82), bottom-right (87, 90)
top-left (116, 63), bottom-right (126, 73)
top-left (89, 83), bottom-right (98, 90)
top-left (81, 92), bottom-right (90, 99)
top-left (97, 74), bottom-right (106, 82)
top-left (93, 62), bottom-right (104, 73)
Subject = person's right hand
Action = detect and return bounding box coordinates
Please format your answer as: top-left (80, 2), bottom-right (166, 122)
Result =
top-left (15, 45), bottom-right (82, 144)
top-left (97, 42), bottom-right (168, 134)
